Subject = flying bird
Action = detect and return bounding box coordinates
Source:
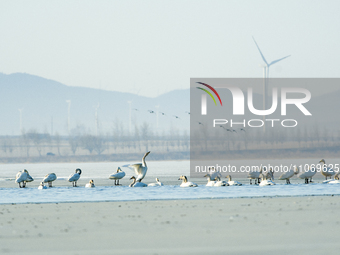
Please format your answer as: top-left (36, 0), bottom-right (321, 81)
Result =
top-left (173, 115), bottom-right (180, 119)
top-left (148, 110), bottom-right (155, 114)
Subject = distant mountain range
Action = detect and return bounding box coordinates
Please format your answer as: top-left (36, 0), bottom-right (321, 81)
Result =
top-left (0, 73), bottom-right (190, 136)
top-left (1, 73), bottom-right (339, 136)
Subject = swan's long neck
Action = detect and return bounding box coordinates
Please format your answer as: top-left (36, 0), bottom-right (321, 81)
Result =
top-left (129, 178), bottom-right (136, 187)
top-left (227, 176), bottom-right (232, 182)
top-left (206, 175), bottom-right (212, 182)
top-left (142, 154), bottom-right (147, 167)
top-left (183, 176), bottom-right (188, 183)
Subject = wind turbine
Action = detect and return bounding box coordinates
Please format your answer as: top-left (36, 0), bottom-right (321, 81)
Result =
top-left (94, 103), bottom-right (100, 136)
top-left (252, 36), bottom-right (290, 129)
top-left (66, 100), bottom-right (71, 134)
top-left (18, 108), bottom-right (23, 134)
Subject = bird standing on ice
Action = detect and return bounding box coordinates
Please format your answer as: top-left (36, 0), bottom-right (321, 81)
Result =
top-left (68, 168), bottom-right (82, 187)
top-left (15, 169), bottom-right (34, 188)
top-left (298, 166), bottom-right (316, 184)
top-left (319, 159), bottom-right (335, 180)
top-left (278, 166), bottom-right (299, 184)
top-left (109, 167), bottom-right (125, 185)
top-left (123, 151), bottom-right (150, 182)
top-left (42, 173), bottom-right (57, 187)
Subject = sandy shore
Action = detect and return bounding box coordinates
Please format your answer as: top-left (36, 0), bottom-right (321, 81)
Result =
top-left (0, 196), bottom-right (339, 254)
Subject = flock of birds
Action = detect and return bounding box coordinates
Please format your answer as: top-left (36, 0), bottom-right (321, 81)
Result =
top-left (14, 153), bottom-right (340, 189)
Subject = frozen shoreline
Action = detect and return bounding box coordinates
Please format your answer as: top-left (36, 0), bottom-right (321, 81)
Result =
top-left (0, 196), bottom-right (339, 254)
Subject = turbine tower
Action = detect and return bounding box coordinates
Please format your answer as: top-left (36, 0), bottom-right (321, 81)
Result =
top-left (252, 36), bottom-right (291, 129)
top-left (18, 108), bottom-right (23, 134)
top-left (127, 101), bottom-right (132, 134)
top-left (66, 100), bottom-right (71, 134)
top-left (94, 103), bottom-right (100, 136)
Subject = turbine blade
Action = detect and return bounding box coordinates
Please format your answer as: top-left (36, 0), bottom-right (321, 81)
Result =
top-left (269, 55), bottom-right (291, 66)
top-left (252, 36), bottom-right (268, 66)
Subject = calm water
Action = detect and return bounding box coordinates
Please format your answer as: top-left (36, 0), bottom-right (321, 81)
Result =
top-left (0, 160), bottom-right (339, 204)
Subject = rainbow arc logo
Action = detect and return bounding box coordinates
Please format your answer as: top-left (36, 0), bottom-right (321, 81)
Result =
top-left (196, 82), bottom-right (222, 106)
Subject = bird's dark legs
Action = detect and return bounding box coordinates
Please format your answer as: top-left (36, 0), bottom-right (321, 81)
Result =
top-left (250, 179), bottom-right (252, 185)
top-left (310, 178), bottom-right (313, 183)
top-left (19, 183), bottom-right (22, 188)
top-left (23, 182), bottom-right (26, 188)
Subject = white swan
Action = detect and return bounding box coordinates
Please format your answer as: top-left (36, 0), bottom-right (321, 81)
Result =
top-left (109, 167), bottom-right (126, 185)
top-left (324, 173), bottom-right (340, 184)
top-left (42, 173), bottom-right (57, 187)
top-left (178, 175), bottom-right (198, 187)
top-left (208, 167), bottom-right (222, 180)
top-left (214, 176), bottom-right (228, 186)
top-left (15, 169), bottom-right (34, 188)
top-left (278, 166), bottom-right (299, 184)
top-left (85, 179), bottom-right (95, 188)
top-left (265, 168), bottom-right (274, 181)
top-left (38, 182), bottom-right (47, 190)
top-left (68, 168), bottom-right (82, 187)
top-left (298, 166), bottom-right (316, 184)
top-left (319, 159), bottom-right (335, 180)
top-left (123, 151), bottom-right (150, 182)
top-left (259, 174), bottom-right (276, 186)
top-left (129, 176), bottom-right (147, 187)
top-left (148, 178), bottom-right (164, 186)
top-left (204, 174), bottom-right (216, 186)
top-left (247, 167), bottom-right (263, 185)
top-left (225, 175), bottom-right (242, 186)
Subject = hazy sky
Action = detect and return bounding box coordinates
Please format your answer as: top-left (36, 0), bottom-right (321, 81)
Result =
top-left (0, 0), bottom-right (339, 97)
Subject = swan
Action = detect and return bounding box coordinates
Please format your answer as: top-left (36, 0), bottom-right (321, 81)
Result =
top-left (319, 159), bottom-right (335, 180)
top-left (38, 182), bottom-right (47, 190)
top-left (278, 166), bottom-right (299, 184)
top-left (214, 176), bottom-right (228, 186)
top-left (123, 151), bottom-right (150, 182)
top-left (324, 173), bottom-right (340, 184)
top-left (68, 168), bottom-right (82, 187)
top-left (148, 178), bottom-right (164, 186)
top-left (109, 167), bottom-right (126, 185)
top-left (265, 168), bottom-right (274, 181)
top-left (129, 176), bottom-right (147, 187)
top-left (298, 166), bottom-right (316, 184)
top-left (178, 175), bottom-right (198, 187)
top-left (15, 169), bottom-right (34, 188)
top-left (247, 167), bottom-right (263, 185)
top-left (85, 179), bottom-right (95, 188)
top-left (259, 174), bottom-right (276, 186)
top-left (225, 175), bottom-right (242, 186)
top-left (203, 174), bottom-right (216, 186)
top-left (207, 167), bottom-right (222, 180)
top-left (42, 173), bottom-right (57, 187)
